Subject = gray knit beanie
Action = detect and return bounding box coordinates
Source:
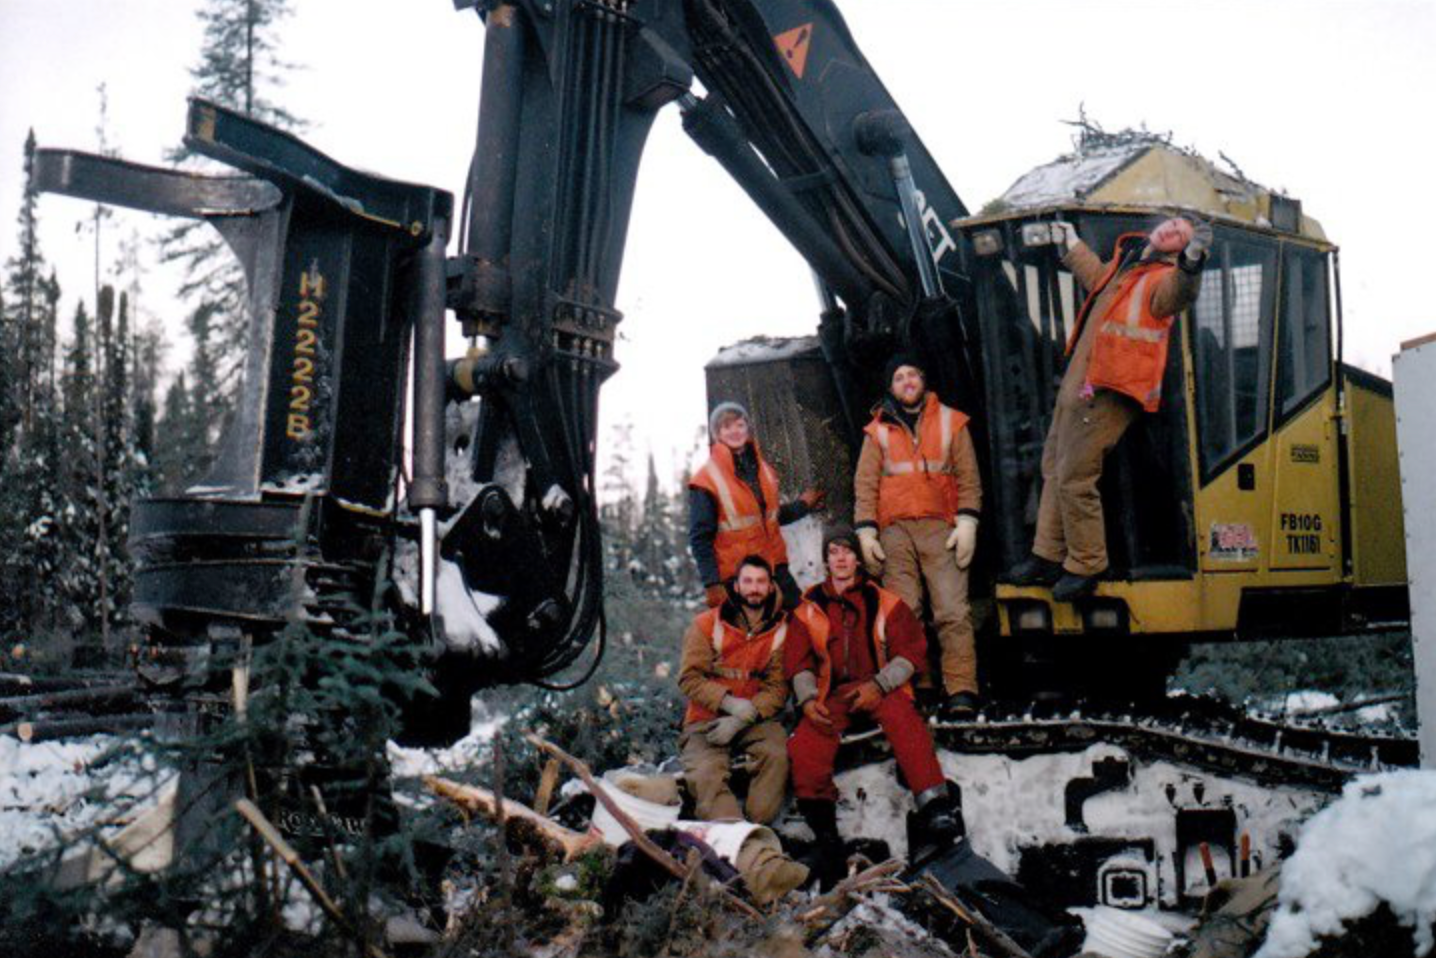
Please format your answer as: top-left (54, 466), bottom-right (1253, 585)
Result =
top-left (708, 401), bottom-right (751, 441)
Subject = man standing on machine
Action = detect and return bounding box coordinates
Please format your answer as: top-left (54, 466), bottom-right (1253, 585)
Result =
top-left (1008, 216), bottom-right (1209, 600)
top-left (854, 355), bottom-right (984, 717)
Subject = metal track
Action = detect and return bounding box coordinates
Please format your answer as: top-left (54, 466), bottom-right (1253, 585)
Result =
top-left (5, 665), bottom-right (1416, 797)
top-left (836, 696), bottom-right (1416, 795)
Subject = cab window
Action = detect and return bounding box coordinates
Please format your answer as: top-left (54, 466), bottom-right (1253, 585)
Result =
top-left (1276, 246), bottom-right (1333, 418)
top-left (1191, 233), bottom-right (1278, 479)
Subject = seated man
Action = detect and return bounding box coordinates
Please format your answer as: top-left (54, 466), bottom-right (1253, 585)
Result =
top-left (677, 555), bottom-right (804, 824)
top-left (786, 527), bottom-right (963, 885)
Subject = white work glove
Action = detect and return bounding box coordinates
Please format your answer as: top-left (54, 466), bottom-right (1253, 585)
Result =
top-left (945, 515), bottom-right (979, 570)
top-left (1184, 218), bottom-right (1213, 264)
top-left (857, 526), bottom-right (886, 572)
top-left (1054, 220), bottom-right (1080, 253)
top-left (705, 714), bottom-right (748, 747)
top-left (719, 694), bottom-right (759, 723)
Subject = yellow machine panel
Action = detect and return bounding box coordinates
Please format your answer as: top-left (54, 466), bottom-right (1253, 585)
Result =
top-left (1267, 395), bottom-right (1341, 574)
top-left (1345, 370), bottom-right (1407, 587)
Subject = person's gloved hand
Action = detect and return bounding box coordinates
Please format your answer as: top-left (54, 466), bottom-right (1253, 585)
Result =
top-left (1054, 220), bottom-right (1080, 252)
top-left (1184, 218), bottom-right (1213, 263)
top-left (946, 515), bottom-right (979, 569)
top-left (705, 715), bottom-right (748, 746)
top-left (857, 527), bottom-right (886, 572)
top-left (799, 488), bottom-right (827, 512)
top-left (719, 694), bottom-right (758, 723)
top-left (704, 584), bottom-right (728, 608)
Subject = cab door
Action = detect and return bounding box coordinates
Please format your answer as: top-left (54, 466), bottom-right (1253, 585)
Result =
top-left (1188, 230), bottom-right (1279, 576)
top-left (1266, 245), bottom-right (1340, 574)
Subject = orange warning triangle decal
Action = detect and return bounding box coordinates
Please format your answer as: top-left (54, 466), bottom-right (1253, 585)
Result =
top-left (773, 22), bottom-right (813, 80)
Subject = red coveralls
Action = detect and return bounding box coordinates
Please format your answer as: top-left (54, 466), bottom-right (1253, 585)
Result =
top-left (784, 579), bottom-right (945, 801)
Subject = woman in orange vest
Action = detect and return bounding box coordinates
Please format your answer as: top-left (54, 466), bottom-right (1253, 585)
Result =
top-left (1008, 216), bottom-right (1209, 601)
top-left (689, 401), bottom-right (824, 609)
top-left (785, 526), bottom-right (961, 886)
top-left (853, 355), bottom-right (983, 718)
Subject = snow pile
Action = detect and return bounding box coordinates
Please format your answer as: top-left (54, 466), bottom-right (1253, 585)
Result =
top-left (998, 145), bottom-right (1144, 210)
top-left (1256, 770), bottom-right (1436, 958)
top-left (386, 701), bottom-right (507, 780)
top-left (0, 734), bottom-right (165, 870)
top-left (707, 335), bottom-right (820, 369)
top-left (782, 513), bottom-right (825, 590)
top-left (433, 558), bottom-right (504, 656)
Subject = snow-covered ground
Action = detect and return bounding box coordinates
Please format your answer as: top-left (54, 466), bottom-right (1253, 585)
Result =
top-left (387, 702), bottom-right (507, 782)
top-left (0, 733), bottom-right (167, 871)
top-left (828, 740), bottom-right (1328, 909)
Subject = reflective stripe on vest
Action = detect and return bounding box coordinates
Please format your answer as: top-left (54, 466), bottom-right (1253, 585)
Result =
top-left (864, 393), bottom-right (967, 527)
top-left (1089, 257), bottom-right (1179, 412)
top-left (689, 442), bottom-right (789, 579)
top-left (800, 588), bottom-right (912, 702)
top-left (684, 610), bottom-right (788, 725)
top-left (875, 405), bottom-right (957, 476)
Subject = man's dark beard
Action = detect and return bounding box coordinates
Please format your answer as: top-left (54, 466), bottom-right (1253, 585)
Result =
top-left (741, 592), bottom-right (769, 610)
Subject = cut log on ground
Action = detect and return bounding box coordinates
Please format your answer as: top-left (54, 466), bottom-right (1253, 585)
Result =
top-left (425, 775), bottom-right (603, 861)
top-left (0, 712), bottom-right (157, 742)
top-left (0, 684), bottom-right (139, 719)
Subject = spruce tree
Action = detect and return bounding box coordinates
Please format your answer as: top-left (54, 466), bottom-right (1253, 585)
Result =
top-left (3, 130), bottom-right (47, 437)
top-left (154, 373), bottom-right (193, 492)
top-left (0, 138), bottom-right (65, 647)
top-left (59, 300), bottom-right (104, 642)
top-left (94, 288), bottom-right (136, 648)
top-left (160, 0), bottom-right (303, 406)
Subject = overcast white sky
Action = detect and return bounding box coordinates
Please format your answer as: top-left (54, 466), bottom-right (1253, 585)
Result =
top-left (3, 0), bottom-right (1434, 489)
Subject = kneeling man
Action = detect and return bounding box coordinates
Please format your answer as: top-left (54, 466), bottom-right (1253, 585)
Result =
top-left (787, 527), bottom-right (962, 881)
top-left (678, 555), bottom-right (802, 823)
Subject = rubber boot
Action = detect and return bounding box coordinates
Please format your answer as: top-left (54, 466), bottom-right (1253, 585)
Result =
top-left (910, 784), bottom-right (964, 866)
top-left (797, 798), bottom-right (847, 891)
top-left (1006, 555), bottom-right (1064, 587)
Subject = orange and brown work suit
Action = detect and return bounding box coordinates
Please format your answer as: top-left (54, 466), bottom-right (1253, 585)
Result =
top-left (677, 593), bottom-right (804, 823)
top-left (689, 441), bottom-right (811, 607)
top-left (854, 391), bottom-right (983, 696)
top-left (1034, 234), bottom-right (1203, 577)
top-left (785, 580), bottom-right (946, 802)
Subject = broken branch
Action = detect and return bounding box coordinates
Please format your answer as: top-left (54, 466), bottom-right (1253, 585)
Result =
top-left (918, 873), bottom-right (1033, 958)
top-left (233, 798), bottom-right (390, 958)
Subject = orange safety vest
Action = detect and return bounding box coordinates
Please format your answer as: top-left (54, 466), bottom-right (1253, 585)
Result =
top-left (689, 442), bottom-right (789, 581)
top-left (683, 607), bottom-right (790, 725)
top-left (1068, 232), bottom-right (1181, 413)
top-left (863, 392), bottom-right (969, 529)
top-left (792, 589), bottom-right (913, 703)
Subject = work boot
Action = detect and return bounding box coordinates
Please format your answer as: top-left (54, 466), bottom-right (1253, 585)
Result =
top-left (939, 690), bottom-right (982, 721)
top-left (797, 799), bottom-right (847, 891)
top-left (911, 784), bottom-right (964, 863)
top-left (1006, 555), bottom-right (1064, 587)
top-left (1052, 573), bottom-right (1097, 602)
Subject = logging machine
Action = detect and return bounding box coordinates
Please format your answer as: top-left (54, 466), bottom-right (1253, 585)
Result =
top-left (31, 0), bottom-right (1408, 731)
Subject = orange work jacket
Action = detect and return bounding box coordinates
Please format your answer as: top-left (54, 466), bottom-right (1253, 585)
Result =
top-left (791, 590), bottom-right (913, 703)
top-left (863, 392), bottom-right (969, 529)
top-left (689, 442), bottom-right (789, 581)
top-left (683, 607), bottom-right (790, 725)
top-left (1069, 233), bottom-right (1181, 413)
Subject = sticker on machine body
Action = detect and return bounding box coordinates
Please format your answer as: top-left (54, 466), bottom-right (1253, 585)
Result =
top-left (1209, 522), bottom-right (1259, 562)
